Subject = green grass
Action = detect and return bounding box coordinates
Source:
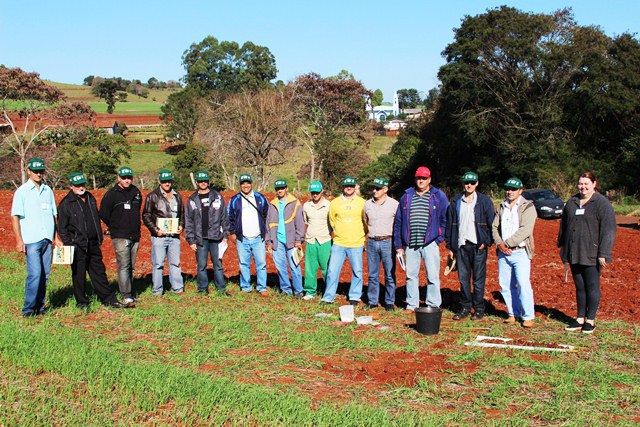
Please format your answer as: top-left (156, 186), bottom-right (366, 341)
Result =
top-left (0, 252), bottom-right (638, 425)
top-left (88, 102), bottom-right (164, 115)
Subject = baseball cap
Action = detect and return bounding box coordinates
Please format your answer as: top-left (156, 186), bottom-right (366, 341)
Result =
top-left (309, 181), bottom-right (323, 193)
top-left (274, 179), bottom-right (287, 189)
top-left (239, 174), bottom-right (252, 183)
top-left (342, 176), bottom-right (357, 186)
top-left (118, 166), bottom-right (133, 177)
top-left (415, 166), bottom-right (431, 178)
top-left (28, 158), bottom-right (46, 171)
top-left (461, 171), bottom-right (478, 182)
top-left (158, 169), bottom-right (174, 182)
top-left (69, 172), bottom-right (87, 185)
top-left (372, 177), bottom-right (389, 187)
top-left (504, 177), bottom-right (523, 189)
top-left (195, 170), bottom-right (210, 182)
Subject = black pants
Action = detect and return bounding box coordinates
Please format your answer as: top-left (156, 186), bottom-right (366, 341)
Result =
top-left (71, 241), bottom-right (117, 306)
top-left (570, 264), bottom-right (601, 320)
top-left (456, 242), bottom-right (488, 313)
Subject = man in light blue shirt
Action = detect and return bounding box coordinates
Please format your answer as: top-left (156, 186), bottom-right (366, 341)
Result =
top-left (11, 158), bottom-right (61, 317)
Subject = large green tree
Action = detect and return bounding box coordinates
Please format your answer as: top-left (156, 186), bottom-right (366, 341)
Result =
top-left (91, 79), bottom-right (119, 113)
top-left (397, 89), bottom-right (421, 109)
top-left (160, 89), bottom-right (200, 144)
top-left (368, 7), bottom-right (640, 195)
top-left (182, 36), bottom-right (277, 94)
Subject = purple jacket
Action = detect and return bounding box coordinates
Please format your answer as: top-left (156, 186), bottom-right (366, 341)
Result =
top-left (393, 186), bottom-right (449, 250)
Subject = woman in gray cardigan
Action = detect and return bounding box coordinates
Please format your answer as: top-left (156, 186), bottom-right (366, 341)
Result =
top-left (557, 171), bottom-right (616, 334)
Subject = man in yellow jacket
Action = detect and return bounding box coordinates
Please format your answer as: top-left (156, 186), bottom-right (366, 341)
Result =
top-left (320, 176), bottom-right (367, 306)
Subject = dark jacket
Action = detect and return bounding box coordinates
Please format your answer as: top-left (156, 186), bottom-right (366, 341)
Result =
top-left (142, 186), bottom-right (185, 237)
top-left (557, 192), bottom-right (616, 266)
top-left (227, 191), bottom-right (270, 241)
top-left (99, 183), bottom-right (142, 240)
top-left (265, 194), bottom-right (305, 250)
top-left (57, 190), bottom-right (103, 250)
top-left (393, 186), bottom-right (449, 250)
top-left (445, 191), bottom-right (495, 250)
top-left (185, 190), bottom-right (230, 245)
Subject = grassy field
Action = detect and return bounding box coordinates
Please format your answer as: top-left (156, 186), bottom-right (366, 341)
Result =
top-left (0, 252), bottom-right (638, 425)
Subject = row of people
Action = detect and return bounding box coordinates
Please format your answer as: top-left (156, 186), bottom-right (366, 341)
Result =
top-left (11, 158), bottom-right (616, 333)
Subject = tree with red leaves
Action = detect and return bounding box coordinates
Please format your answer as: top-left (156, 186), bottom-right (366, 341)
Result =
top-left (0, 67), bottom-right (95, 183)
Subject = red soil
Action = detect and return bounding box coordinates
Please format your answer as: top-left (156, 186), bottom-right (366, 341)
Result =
top-left (1, 189), bottom-right (638, 323)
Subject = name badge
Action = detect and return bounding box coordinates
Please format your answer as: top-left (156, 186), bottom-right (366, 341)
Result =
top-left (124, 203), bottom-right (131, 210)
top-left (575, 208), bottom-right (585, 215)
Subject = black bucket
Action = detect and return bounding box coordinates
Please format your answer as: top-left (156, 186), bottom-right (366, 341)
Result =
top-left (415, 307), bottom-right (442, 335)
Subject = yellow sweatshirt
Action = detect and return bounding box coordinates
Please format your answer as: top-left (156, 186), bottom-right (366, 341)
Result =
top-left (329, 195), bottom-right (366, 248)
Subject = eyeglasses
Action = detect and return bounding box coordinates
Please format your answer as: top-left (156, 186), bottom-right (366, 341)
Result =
top-left (415, 177), bottom-right (429, 181)
top-left (464, 181), bottom-right (477, 185)
top-left (30, 170), bottom-right (45, 175)
top-left (310, 192), bottom-right (320, 195)
top-left (504, 188), bottom-right (519, 192)
top-left (372, 187), bottom-right (383, 191)
top-left (120, 176), bottom-right (133, 180)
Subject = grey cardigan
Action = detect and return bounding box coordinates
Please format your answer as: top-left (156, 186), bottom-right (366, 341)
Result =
top-left (557, 192), bottom-right (616, 266)
top-left (492, 197), bottom-right (537, 260)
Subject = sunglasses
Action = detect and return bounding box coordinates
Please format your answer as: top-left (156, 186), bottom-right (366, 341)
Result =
top-left (372, 187), bottom-right (383, 191)
top-left (464, 181), bottom-right (478, 185)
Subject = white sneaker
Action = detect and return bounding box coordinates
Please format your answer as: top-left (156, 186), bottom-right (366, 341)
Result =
top-left (302, 295), bottom-right (315, 301)
top-left (123, 297), bottom-right (135, 304)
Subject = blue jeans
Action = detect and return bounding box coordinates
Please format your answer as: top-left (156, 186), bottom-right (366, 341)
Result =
top-left (456, 243), bottom-right (488, 313)
top-left (272, 242), bottom-right (303, 295)
top-left (405, 241), bottom-right (441, 309)
top-left (151, 236), bottom-right (183, 294)
top-left (322, 244), bottom-right (363, 303)
top-left (236, 236), bottom-right (267, 292)
top-left (366, 238), bottom-right (396, 306)
top-left (112, 238), bottom-right (139, 299)
top-left (196, 239), bottom-right (226, 292)
top-left (23, 239), bottom-right (52, 315)
top-left (498, 249), bottom-right (535, 320)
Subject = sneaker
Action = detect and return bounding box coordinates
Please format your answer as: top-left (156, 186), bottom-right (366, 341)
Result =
top-left (123, 297), bottom-right (135, 304)
top-left (197, 289), bottom-right (209, 295)
top-left (109, 301), bottom-right (133, 309)
top-left (385, 304), bottom-right (395, 311)
top-left (363, 303), bottom-right (378, 310)
top-left (581, 323), bottom-right (596, 334)
top-left (36, 308), bottom-right (48, 316)
top-left (470, 312), bottom-right (484, 321)
top-left (452, 309), bottom-right (470, 320)
top-left (302, 295), bottom-right (315, 301)
top-left (293, 293), bottom-right (303, 300)
top-left (503, 316), bottom-right (517, 324)
top-left (319, 300), bottom-right (333, 306)
top-left (22, 311), bottom-right (36, 318)
top-left (565, 319), bottom-right (584, 332)
top-left (522, 319), bottom-right (535, 328)
top-left (348, 300), bottom-right (359, 306)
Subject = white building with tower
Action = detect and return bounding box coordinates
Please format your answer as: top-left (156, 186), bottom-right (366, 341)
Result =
top-left (366, 92), bottom-right (399, 122)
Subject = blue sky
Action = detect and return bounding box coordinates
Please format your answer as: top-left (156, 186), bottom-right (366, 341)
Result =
top-left (1, 1), bottom-right (638, 102)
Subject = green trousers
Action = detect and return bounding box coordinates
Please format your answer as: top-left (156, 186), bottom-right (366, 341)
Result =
top-left (304, 240), bottom-right (332, 296)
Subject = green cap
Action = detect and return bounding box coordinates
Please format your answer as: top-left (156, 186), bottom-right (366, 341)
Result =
top-left (69, 172), bottom-right (87, 185)
top-left (372, 177), bottom-right (389, 187)
top-left (504, 177), bottom-right (523, 189)
top-left (195, 170), bottom-right (210, 182)
top-left (239, 173), bottom-right (252, 183)
top-left (461, 171), bottom-right (478, 182)
top-left (342, 176), bottom-right (357, 186)
top-left (27, 158), bottom-right (45, 171)
top-left (158, 169), bottom-right (174, 182)
top-left (309, 181), bottom-right (323, 193)
top-left (274, 179), bottom-right (287, 189)
top-left (118, 166), bottom-right (133, 177)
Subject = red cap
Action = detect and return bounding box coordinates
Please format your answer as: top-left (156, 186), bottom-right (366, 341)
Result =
top-left (415, 166), bottom-right (431, 178)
